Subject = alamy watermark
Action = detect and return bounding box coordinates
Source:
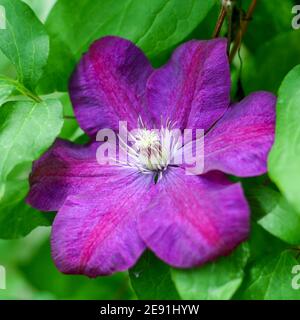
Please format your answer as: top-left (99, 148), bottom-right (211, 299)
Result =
top-left (0, 265), bottom-right (6, 290)
top-left (292, 265), bottom-right (300, 290)
top-left (96, 121), bottom-right (204, 176)
top-left (292, 5), bottom-right (300, 30)
top-left (0, 5), bottom-right (6, 30)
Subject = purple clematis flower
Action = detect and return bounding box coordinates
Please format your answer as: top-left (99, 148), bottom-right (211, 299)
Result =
top-left (27, 36), bottom-right (276, 277)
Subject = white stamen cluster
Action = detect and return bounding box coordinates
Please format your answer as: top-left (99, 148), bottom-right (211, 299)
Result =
top-left (119, 118), bottom-right (181, 180)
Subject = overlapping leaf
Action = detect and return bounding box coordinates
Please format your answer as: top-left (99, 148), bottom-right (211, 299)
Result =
top-left (0, 0), bottom-right (49, 90)
top-left (172, 244), bottom-right (249, 300)
top-left (269, 65), bottom-right (300, 213)
top-left (40, 0), bottom-right (215, 91)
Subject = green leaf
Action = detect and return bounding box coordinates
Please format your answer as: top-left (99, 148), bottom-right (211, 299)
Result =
top-left (0, 49), bottom-right (16, 78)
top-left (251, 186), bottom-right (300, 245)
top-left (22, 0), bottom-right (57, 23)
top-left (129, 251), bottom-right (180, 300)
top-left (0, 0), bottom-right (49, 90)
top-left (37, 36), bottom-right (76, 93)
top-left (243, 0), bottom-right (294, 52)
top-left (242, 32), bottom-right (300, 94)
top-left (0, 99), bottom-right (62, 238)
top-left (172, 244), bottom-right (249, 300)
top-left (0, 99), bottom-right (63, 181)
top-left (0, 166), bottom-right (53, 239)
top-left (0, 77), bottom-right (14, 105)
top-left (47, 0), bottom-right (215, 58)
top-left (236, 250), bottom-right (300, 300)
top-left (0, 196), bottom-right (52, 239)
top-left (268, 65), bottom-right (300, 213)
top-left (247, 221), bottom-right (287, 264)
top-left (41, 0), bottom-right (215, 92)
top-left (242, 179), bottom-right (289, 262)
top-left (188, 1), bottom-right (219, 40)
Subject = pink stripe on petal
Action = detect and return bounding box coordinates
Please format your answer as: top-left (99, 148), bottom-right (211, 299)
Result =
top-left (69, 36), bottom-right (153, 136)
top-left (27, 139), bottom-right (130, 211)
top-left (51, 170), bottom-right (152, 277)
top-left (146, 38), bottom-right (230, 130)
top-left (138, 169), bottom-right (249, 268)
top-left (204, 91), bottom-right (276, 177)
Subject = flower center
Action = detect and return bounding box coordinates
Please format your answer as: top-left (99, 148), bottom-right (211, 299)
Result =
top-left (131, 128), bottom-right (167, 172)
top-left (119, 119), bottom-right (181, 180)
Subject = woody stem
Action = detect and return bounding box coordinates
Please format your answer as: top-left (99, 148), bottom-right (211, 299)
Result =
top-left (229, 0), bottom-right (257, 63)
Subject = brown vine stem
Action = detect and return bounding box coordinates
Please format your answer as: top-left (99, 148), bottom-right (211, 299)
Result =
top-left (226, 2), bottom-right (234, 55)
top-left (229, 0), bottom-right (257, 63)
top-left (212, 5), bottom-right (226, 38)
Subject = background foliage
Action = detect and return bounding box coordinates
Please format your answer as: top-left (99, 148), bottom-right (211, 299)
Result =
top-left (0, 0), bottom-right (300, 300)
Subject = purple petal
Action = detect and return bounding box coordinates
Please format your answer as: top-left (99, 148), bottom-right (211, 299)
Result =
top-left (204, 92), bottom-right (276, 177)
top-left (69, 36), bottom-right (153, 136)
top-left (51, 171), bottom-right (152, 277)
top-left (138, 169), bottom-right (249, 268)
top-left (146, 38), bottom-right (230, 130)
top-left (27, 139), bottom-right (125, 211)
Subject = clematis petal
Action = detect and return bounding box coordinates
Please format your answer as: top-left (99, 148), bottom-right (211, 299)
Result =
top-left (27, 139), bottom-right (124, 211)
top-left (138, 169), bottom-right (249, 268)
top-left (51, 171), bottom-right (152, 277)
top-left (204, 92), bottom-right (276, 177)
top-left (69, 36), bottom-right (153, 136)
top-left (146, 38), bottom-right (230, 130)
